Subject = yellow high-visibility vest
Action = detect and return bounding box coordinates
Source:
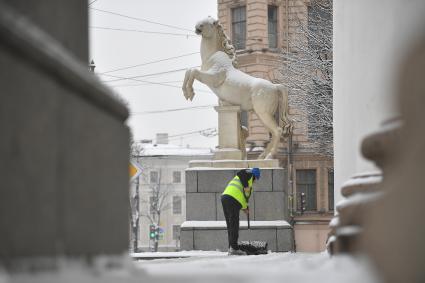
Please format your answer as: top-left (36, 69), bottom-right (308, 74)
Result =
top-left (222, 175), bottom-right (253, 209)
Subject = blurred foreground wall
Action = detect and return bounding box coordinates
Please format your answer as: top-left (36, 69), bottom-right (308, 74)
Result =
top-left (0, 0), bottom-right (130, 266)
top-left (333, 0), bottom-right (425, 204)
top-left (333, 0), bottom-right (425, 282)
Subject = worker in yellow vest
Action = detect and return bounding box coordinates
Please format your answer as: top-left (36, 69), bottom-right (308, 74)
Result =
top-left (221, 167), bottom-right (260, 255)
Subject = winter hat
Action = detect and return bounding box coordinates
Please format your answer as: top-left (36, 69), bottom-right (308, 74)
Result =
top-left (251, 167), bottom-right (261, 180)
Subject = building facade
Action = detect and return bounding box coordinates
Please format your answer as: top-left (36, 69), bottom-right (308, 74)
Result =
top-left (131, 135), bottom-right (212, 252)
top-left (217, 0), bottom-right (333, 251)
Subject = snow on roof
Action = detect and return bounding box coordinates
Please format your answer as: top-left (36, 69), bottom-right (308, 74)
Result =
top-left (140, 143), bottom-right (213, 157)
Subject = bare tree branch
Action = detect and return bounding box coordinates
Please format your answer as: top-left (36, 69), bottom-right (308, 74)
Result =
top-left (279, 0), bottom-right (333, 156)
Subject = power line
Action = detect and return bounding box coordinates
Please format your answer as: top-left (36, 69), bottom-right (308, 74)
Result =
top-left (100, 66), bottom-right (199, 83)
top-left (102, 73), bottom-right (182, 88)
top-left (167, 128), bottom-right (217, 138)
top-left (131, 105), bottom-right (215, 115)
top-left (90, 26), bottom-right (197, 38)
top-left (111, 80), bottom-right (183, 88)
top-left (88, 0), bottom-right (99, 6)
top-left (90, 8), bottom-right (194, 32)
top-left (100, 73), bottom-right (212, 93)
top-left (134, 127), bottom-right (217, 144)
top-left (100, 52), bottom-right (199, 74)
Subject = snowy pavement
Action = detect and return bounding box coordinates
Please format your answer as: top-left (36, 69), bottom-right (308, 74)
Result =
top-left (131, 250), bottom-right (225, 260)
top-left (0, 252), bottom-right (381, 283)
top-left (135, 251), bottom-right (381, 283)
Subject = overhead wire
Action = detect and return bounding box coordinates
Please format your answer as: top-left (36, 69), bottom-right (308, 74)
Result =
top-left (90, 26), bottom-right (197, 38)
top-left (100, 73), bottom-right (213, 94)
top-left (168, 128), bottom-right (217, 139)
top-left (90, 6), bottom-right (216, 142)
top-left (131, 105), bottom-right (215, 115)
top-left (90, 7), bottom-right (194, 32)
top-left (134, 127), bottom-right (218, 144)
top-left (100, 52), bottom-right (199, 74)
top-left (100, 66), bottom-right (199, 83)
top-left (166, 128), bottom-right (217, 139)
top-left (111, 80), bottom-right (183, 88)
top-left (88, 0), bottom-right (99, 6)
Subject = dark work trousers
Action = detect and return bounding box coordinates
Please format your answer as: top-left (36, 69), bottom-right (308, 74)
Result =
top-left (221, 194), bottom-right (242, 250)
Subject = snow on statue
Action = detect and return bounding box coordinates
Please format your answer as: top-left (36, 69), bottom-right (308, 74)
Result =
top-left (182, 17), bottom-right (293, 159)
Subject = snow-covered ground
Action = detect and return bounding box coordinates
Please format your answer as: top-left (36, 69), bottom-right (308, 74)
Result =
top-left (0, 252), bottom-right (381, 283)
top-left (135, 251), bottom-right (381, 283)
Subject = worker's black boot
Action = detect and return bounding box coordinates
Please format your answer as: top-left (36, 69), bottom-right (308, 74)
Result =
top-left (228, 247), bottom-right (247, 255)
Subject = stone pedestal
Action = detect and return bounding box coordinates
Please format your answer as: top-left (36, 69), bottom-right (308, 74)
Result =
top-left (182, 166), bottom-right (294, 252)
top-left (214, 105), bottom-right (243, 160)
top-left (181, 221), bottom-right (293, 252)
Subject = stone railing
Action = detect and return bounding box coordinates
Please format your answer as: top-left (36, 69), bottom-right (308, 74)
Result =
top-left (327, 120), bottom-right (401, 254)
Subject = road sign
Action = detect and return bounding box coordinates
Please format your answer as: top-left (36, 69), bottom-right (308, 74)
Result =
top-left (129, 160), bottom-right (142, 183)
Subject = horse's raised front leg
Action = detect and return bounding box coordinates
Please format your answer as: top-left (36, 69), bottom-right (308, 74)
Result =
top-left (182, 69), bottom-right (195, 100)
top-left (183, 68), bottom-right (226, 101)
top-left (191, 69), bottom-right (226, 88)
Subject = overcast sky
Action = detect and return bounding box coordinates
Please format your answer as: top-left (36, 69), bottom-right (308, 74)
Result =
top-left (89, 0), bottom-right (218, 148)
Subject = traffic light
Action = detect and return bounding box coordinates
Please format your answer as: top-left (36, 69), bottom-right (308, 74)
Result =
top-left (155, 226), bottom-right (160, 240)
top-left (149, 224), bottom-right (156, 239)
top-left (300, 192), bottom-right (306, 214)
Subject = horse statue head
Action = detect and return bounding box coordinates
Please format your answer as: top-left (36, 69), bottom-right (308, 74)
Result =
top-left (194, 16), bottom-right (237, 67)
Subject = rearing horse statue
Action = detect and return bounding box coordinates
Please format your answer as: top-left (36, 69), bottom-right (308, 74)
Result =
top-left (182, 17), bottom-right (293, 159)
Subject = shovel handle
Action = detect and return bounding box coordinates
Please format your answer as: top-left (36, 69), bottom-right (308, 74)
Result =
top-left (247, 207), bottom-right (250, 229)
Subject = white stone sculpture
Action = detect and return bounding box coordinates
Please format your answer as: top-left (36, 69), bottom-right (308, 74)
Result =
top-left (182, 17), bottom-right (293, 159)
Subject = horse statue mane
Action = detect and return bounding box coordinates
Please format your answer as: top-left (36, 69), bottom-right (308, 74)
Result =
top-left (183, 17), bottom-right (293, 159)
top-left (215, 22), bottom-right (238, 67)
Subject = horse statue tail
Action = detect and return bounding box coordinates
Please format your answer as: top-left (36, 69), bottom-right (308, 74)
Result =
top-left (278, 85), bottom-right (294, 136)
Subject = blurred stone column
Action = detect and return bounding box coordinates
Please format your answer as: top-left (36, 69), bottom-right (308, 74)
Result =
top-left (0, 0), bottom-right (129, 268)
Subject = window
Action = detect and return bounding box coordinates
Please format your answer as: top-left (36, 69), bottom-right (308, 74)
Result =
top-left (328, 169), bottom-right (334, 211)
top-left (173, 196), bottom-right (182, 214)
top-left (240, 111), bottom-right (248, 128)
top-left (296, 169), bottom-right (317, 211)
top-left (172, 225), bottom-right (181, 240)
top-left (232, 6), bottom-right (246, 50)
top-left (268, 5), bottom-right (278, 48)
top-left (173, 171), bottom-right (181, 183)
top-left (150, 171), bottom-right (158, 183)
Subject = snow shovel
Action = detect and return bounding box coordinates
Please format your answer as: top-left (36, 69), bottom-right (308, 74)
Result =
top-left (238, 207), bottom-right (268, 255)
